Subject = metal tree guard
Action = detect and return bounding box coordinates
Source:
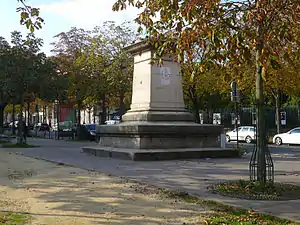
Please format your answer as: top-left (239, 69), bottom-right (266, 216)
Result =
top-left (249, 110), bottom-right (274, 183)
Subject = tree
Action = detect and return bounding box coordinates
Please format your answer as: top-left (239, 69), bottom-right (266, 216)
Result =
top-left (51, 27), bottom-right (93, 126)
top-left (90, 21), bottom-right (135, 121)
top-left (17, 0), bottom-right (44, 32)
top-left (281, 48), bottom-right (300, 123)
top-left (7, 31), bottom-right (44, 143)
top-left (0, 37), bottom-right (11, 132)
top-left (182, 62), bottom-right (228, 123)
top-left (113, 0), bottom-right (300, 184)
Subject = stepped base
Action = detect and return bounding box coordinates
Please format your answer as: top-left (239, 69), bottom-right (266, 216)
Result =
top-left (96, 122), bottom-right (223, 149)
top-left (82, 121), bottom-right (237, 161)
top-left (82, 147), bottom-right (239, 161)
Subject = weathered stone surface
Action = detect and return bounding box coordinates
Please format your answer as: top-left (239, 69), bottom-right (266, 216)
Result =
top-left (123, 40), bottom-right (190, 123)
top-left (122, 110), bottom-right (194, 122)
top-left (97, 122), bottom-right (222, 149)
top-left (82, 147), bottom-right (240, 161)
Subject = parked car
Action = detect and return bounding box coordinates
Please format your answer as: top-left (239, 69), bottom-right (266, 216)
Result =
top-left (83, 124), bottom-right (96, 141)
top-left (226, 126), bottom-right (256, 144)
top-left (273, 127), bottom-right (300, 145)
top-left (3, 122), bottom-right (10, 128)
top-left (105, 120), bottom-right (120, 125)
top-left (9, 121), bottom-right (18, 128)
top-left (34, 123), bottom-right (50, 132)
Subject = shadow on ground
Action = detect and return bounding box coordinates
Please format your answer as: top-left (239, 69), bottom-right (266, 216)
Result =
top-left (0, 151), bottom-right (207, 225)
top-left (1, 138), bottom-right (300, 222)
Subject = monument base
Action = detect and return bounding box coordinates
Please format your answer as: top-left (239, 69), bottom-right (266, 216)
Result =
top-left (82, 147), bottom-right (239, 161)
top-left (82, 121), bottom-right (238, 161)
top-left (122, 110), bottom-right (194, 122)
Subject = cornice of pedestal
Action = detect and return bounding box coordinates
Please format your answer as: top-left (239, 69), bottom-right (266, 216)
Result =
top-left (124, 38), bottom-right (152, 55)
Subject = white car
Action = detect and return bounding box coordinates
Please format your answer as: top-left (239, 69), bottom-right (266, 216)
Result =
top-left (273, 127), bottom-right (300, 145)
top-left (105, 120), bottom-right (120, 125)
top-left (9, 121), bottom-right (19, 128)
top-left (226, 126), bottom-right (256, 144)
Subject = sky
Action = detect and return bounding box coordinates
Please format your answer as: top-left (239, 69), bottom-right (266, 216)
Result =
top-left (0, 0), bottom-right (140, 55)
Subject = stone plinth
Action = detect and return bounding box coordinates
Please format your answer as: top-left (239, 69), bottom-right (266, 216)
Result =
top-left (82, 39), bottom-right (237, 161)
top-left (82, 147), bottom-right (239, 161)
top-left (97, 122), bottom-right (221, 149)
top-left (121, 40), bottom-right (193, 122)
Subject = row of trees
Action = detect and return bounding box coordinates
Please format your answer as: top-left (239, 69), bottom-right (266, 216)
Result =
top-left (0, 21), bottom-right (137, 136)
top-left (50, 21), bottom-right (136, 124)
top-left (0, 31), bottom-right (58, 141)
top-left (15, 1), bottom-right (300, 133)
top-left (2, 22), bottom-right (300, 133)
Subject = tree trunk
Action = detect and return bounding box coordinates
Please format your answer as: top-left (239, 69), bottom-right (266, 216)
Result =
top-left (56, 101), bottom-right (60, 140)
top-left (119, 91), bottom-right (125, 120)
top-left (93, 107), bottom-right (96, 124)
top-left (297, 97), bottom-right (300, 126)
top-left (12, 104), bottom-right (16, 135)
top-left (88, 109), bottom-right (91, 124)
top-left (77, 101), bottom-right (81, 125)
top-left (187, 85), bottom-right (200, 123)
top-left (83, 109), bottom-right (86, 124)
top-left (255, 28), bottom-right (267, 184)
top-left (0, 104), bottom-right (5, 134)
top-left (27, 101), bottom-right (30, 125)
top-left (42, 105), bottom-right (45, 123)
top-left (275, 94), bottom-right (280, 134)
top-left (24, 104), bottom-right (27, 125)
top-left (101, 94), bottom-right (107, 124)
top-left (37, 104), bottom-right (39, 123)
top-left (208, 109), bottom-right (213, 124)
top-left (193, 99), bottom-right (200, 123)
top-left (17, 102), bottom-right (24, 144)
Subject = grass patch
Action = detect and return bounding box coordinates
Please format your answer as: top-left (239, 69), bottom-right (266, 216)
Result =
top-left (160, 189), bottom-right (297, 224)
top-left (203, 209), bottom-right (295, 225)
top-left (0, 211), bottom-right (30, 225)
top-left (208, 180), bottom-right (300, 200)
top-left (1, 143), bottom-right (39, 148)
top-left (232, 146), bottom-right (248, 156)
top-left (0, 140), bottom-right (9, 144)
top-left (127, 182), bottom-right (298, 224)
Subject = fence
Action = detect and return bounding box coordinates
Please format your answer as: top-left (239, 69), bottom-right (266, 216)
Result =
top-left (200, 106), bottom-right (300, 133)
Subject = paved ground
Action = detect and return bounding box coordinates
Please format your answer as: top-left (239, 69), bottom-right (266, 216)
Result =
top-left (1, 138), bottom-right (300, 222)
top-left (228, 141), bottom-right (300, 155)
top-left (0, 150), bottom-right (209, 225)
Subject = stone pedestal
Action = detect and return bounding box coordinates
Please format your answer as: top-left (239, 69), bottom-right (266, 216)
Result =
top-left (82, 40), bottom-right (238, 160)
top-left (121, 40), bottom-right (193, 122)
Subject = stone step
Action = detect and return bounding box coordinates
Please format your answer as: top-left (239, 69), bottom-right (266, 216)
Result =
top-left (82, 146), bottom-right (239, 161)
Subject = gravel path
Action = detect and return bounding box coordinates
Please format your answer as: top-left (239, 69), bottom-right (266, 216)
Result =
top-left (0, 151), bottom-right (207, 225)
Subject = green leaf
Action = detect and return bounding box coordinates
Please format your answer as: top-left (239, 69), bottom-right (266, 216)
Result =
top-left (30, 25), bottom-right (34, 33)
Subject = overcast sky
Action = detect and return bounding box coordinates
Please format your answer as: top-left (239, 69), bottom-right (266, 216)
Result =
top-left (0, 0), bottom-right (140, 55)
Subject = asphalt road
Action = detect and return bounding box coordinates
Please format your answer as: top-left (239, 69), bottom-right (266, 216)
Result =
top-left (227, 141), bottom-right (300, 156)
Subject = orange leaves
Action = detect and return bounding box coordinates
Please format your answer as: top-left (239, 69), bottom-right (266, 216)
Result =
top-left (113, 0), bottom-right (300, 101)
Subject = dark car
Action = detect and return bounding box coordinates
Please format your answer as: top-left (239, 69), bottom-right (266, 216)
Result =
top-left (83, 124), bottom-right (96, 141)
top-left (34, 123), bottom-right (50, 132)
top-left (3, 122), bottom-right (10, 128)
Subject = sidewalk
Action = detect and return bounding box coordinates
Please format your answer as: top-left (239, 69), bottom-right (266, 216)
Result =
top-left (2, 138), bottom-right (300, 222)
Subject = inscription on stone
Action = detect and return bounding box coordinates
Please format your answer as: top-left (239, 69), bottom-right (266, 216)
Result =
top-left (160, 67), bottom-right (171, 86)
